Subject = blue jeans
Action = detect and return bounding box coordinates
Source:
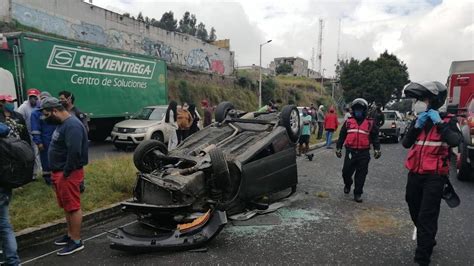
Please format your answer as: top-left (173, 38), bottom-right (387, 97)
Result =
top-left (0, 188), bottom-right (20, 266)
top-left (326, 130), bottom-right (334, 147)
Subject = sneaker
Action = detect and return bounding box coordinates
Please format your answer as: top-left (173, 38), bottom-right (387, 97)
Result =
top-left (306, 154), bottom-right (314, 161)
top-left (354, 194), bottom-right (363, 203)
top-left (57, 240), bottom-right (84, 256)
top-left (54, 235), bottom-right (71, 246)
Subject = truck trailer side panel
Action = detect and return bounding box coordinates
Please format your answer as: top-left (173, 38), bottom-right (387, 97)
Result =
top-left (1, 32), bottom-right (168, 141)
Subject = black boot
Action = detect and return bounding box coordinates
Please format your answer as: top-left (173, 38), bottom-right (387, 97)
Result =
top-left (344, 185), bottom-right (350, 194)
top-left (354, 194), bottom-right (363, 203)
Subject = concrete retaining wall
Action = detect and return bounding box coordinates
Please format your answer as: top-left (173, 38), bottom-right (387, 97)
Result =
top-left (5, 0), bottom-right (234, 75)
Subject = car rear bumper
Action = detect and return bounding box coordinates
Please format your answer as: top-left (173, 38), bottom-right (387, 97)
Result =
top-left (379, 128), bottom-right (397, 138)
top-left (108, 210), bottom-right (227, 252)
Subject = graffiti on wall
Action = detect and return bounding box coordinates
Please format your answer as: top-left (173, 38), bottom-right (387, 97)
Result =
top-left (11, 2), bottom-right (229, 75)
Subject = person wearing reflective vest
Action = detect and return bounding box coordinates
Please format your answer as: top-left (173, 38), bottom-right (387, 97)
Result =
top-left (336, 98), bottom-right (381, 203)
top-left (402, 81), bottom-right (462, 266)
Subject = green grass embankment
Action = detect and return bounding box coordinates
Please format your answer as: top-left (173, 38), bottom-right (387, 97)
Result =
top-left (11, 155), bottom-right (135, 231)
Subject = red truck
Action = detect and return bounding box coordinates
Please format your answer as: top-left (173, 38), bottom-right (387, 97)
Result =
top-left (447, 60), bottom-right (474, 180)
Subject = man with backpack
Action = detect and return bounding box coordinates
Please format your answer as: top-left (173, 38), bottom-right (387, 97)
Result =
top-left (0, 93), bottom-right (36, 265)
top-left (40, 97), bottom-right (88, 256)
top-left (0, 123), bottom-right (21, 266)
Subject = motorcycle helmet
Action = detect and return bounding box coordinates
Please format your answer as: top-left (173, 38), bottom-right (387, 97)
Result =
top-left (403, 81), bottom-right (447, 110)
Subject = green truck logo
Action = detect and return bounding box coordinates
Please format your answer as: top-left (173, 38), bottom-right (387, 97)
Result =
top-left (47, 45), bottom-right (156, 79)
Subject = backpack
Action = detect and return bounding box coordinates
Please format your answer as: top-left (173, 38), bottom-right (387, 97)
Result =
top-left (0, 137), bottom-right (35, 188)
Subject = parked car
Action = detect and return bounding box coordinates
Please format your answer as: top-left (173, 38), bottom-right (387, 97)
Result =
top-left (110, 106), bottom-right (169, 150)
top-left (379, 110), bottom-right (407, 143)
top-left (108, 102), bottom-right (300, 252)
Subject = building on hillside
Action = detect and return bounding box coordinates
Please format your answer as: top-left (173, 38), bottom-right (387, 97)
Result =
top-left (270, 57), bottom-right (309, 77)
top-left (307, 68), bottom-right (322, 79)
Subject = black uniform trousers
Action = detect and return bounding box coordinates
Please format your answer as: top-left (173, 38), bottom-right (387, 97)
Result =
top-left (405, 172), bottom-right (444, 265)
top-left (342, 149), bottom-right (370, 195)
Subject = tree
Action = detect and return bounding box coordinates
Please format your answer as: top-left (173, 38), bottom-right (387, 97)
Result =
top-left (158, 11), bottom-right (177, 31)
top-left (209, 27), bottom-right (217, 42)
top-left (387, 99), bottom-right (414, 113)
top-left (137, 11), bottom-right (144, 21)
top-left (276, 63), bottom-right (293, 75)
top-left (339, 51), bottom-right (409, 106)
top-left (178, 11), bottom-right (197, 35)
top-left (196, 22), bottom-right (208, 41)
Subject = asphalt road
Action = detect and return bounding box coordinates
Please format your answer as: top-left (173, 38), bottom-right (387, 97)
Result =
top-left (19, 142), bottom-right (474, 265)
top-left (87, 140), bottom-right (132, 161)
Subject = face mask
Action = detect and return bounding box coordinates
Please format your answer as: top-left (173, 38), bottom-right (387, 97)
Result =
top-left (44, 113), bottom-right (62, 125)
top-left (59, 100), bottom-right (68, 108)
top-left (413, 101), bottom-right (428, 114)
top-left (4, 103), bottom-right (15, 112)
top-left (354, 110), bottom-right (364, 119)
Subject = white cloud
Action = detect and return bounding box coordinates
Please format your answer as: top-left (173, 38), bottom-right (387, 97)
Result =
top-left (91, 0), bottom-right (474, 81)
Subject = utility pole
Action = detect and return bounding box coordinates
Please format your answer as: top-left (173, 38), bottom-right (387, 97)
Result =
top-left (259, 40), bottom-right (272, 108)
top-left (318, 19), bottom-right (324, 91)
top-left (336, 18), bottom-right (341, 63)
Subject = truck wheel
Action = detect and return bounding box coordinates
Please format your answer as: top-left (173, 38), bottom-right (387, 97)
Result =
top-left (457, 143), bottom-right (472, 181)
top-left (151, 131), bottom-right (164, 142)
top-left (279, 105), bottom-right (300, 143)
top-left (215, 102), bottom-right (234, 123)
top-left (89, 130), bottom-right (110, 142)
top-left (133, 140), bottom-right (168, 173)
top-left (209, 148), bottom-right (231, 191)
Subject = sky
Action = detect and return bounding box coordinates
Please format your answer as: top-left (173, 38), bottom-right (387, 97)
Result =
top-left (91, 0), bottom-right (474, 81)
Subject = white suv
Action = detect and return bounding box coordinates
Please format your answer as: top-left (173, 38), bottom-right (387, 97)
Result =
top-left (111, 106), bottom-right (170, 150)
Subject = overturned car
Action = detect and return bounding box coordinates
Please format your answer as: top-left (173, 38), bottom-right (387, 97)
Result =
top-left (108, 102), bottom-right (301, 252)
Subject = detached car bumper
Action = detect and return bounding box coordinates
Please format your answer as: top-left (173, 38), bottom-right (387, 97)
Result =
top-left (108, 210), bottom-right (227, 252)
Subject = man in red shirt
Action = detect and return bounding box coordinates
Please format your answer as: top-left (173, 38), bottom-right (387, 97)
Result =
top-left (323, 106), bottom-right (339, 148)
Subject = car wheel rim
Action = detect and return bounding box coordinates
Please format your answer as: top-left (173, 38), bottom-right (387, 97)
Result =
top-left (290, 109), bottom-right (299, 134)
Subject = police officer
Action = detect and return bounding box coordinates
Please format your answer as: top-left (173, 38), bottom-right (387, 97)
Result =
top-left (336, 98), bottom-right (381, 203)
top-left (402, 81), bottom-right (462, 266)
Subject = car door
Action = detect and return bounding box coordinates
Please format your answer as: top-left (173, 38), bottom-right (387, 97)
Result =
top-left (239, 137), bottom-right (298, 200)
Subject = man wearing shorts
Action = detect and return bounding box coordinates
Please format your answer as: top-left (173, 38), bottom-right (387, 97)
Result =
top-left (298, 108), bottom-right (313, 160)
top-left (40, 97), bottom-right (88, 256)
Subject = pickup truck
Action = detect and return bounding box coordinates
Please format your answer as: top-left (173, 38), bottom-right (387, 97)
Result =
top-left (379, 110), bottom-right (407, 143)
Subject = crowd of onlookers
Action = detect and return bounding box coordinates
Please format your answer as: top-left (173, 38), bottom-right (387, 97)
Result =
top-left (0, 89), bottom-right (89, 263)
top-left (163, 99), bottom-right (214, 150)
top-left (297, 104), bottom-right (344, 157)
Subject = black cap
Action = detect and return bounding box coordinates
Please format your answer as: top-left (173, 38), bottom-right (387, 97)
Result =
top-left (39, 97), bottom-right (63, 111)
top-left (442, 180), bottom-right (461, 208)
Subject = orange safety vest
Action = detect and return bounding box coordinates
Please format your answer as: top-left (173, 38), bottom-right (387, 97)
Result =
top-left (405, 115), bottom-right (453, 175)
top-left (344, 118), bottom-right (373, 149)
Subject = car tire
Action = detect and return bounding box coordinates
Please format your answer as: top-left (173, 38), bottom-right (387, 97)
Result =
top-left (215, 101), bottom-right (234, 123)
top-left (133, 140), bottom-right (168, 173)
top-left (209, 148), bottom-right (231, 190)
top-left (279, 105), bottom-right (301, 143)
top-left (457, 143), bottom-right (472, 181)
top-left (151, 131), bottom-right (164, 142)
top-left (394, 130), bottom-right (400, 143)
